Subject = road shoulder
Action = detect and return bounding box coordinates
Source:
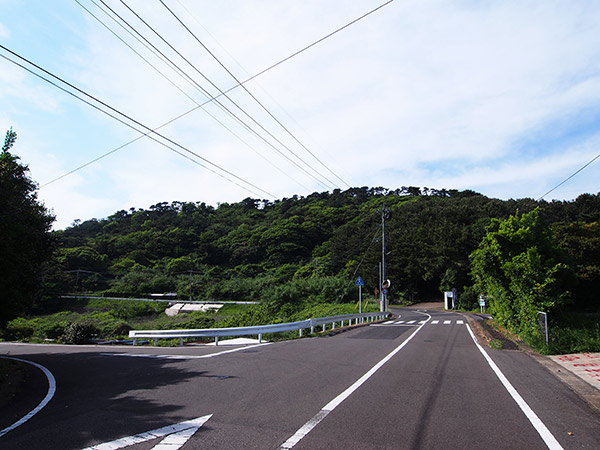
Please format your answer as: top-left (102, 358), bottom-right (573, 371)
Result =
top-left (461, 312), bottom-right (600, 415)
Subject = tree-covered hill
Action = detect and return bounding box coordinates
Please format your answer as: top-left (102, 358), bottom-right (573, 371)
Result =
top-left (46, 186), bottom-right (600, 315)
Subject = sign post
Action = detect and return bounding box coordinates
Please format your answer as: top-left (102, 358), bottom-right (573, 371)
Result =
top-left (382, 279), bottom-right (391, 311)
top-left (479, 295), bottom-right (486, 313)
top-left (355, 276), bottom-right (365, 313)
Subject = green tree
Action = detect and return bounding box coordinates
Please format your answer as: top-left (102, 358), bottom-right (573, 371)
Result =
top-left (0, 128), bottom-right (55, 326)
top-left (552, 221), bottom-right (600, 311)
top-left (470, 208), bottom-right (573, 336)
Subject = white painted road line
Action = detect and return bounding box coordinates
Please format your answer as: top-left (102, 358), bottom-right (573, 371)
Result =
top-left (80, 415), bottom-right (212, 450)
top-left (100, 343), bottom-right (270, 360)
top-left (465, 324), bottom-right (564, 450)
top-left (280, 312), bottom-right (432, 449)
top-left (376, 319), bottom-right (474, 327)
top-left (0, 356), bottom-right (56, 438)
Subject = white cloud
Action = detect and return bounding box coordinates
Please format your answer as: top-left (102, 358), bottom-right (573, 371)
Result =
top-left (2, 0), bottom-right (600, 228)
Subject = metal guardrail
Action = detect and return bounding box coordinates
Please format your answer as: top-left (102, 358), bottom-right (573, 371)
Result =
top-left (129, 311), bottom-right (389, 346)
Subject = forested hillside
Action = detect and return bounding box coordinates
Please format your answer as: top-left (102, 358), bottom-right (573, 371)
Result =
top-left (44, 186), bottom-right (600, 315)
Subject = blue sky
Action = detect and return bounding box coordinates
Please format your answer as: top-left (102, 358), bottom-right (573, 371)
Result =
top-left (1, 0), bottom-right (599, 229)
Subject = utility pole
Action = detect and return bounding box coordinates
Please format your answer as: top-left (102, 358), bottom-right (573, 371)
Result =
top-left (379, 206), bottom-right (391, 312)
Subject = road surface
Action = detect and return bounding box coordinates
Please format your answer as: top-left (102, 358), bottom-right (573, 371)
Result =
top-left (1, 307), bottom-right (599, 449)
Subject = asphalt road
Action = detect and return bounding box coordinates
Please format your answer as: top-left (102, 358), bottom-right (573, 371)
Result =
top-left (1, 308), bottom-right (599, 449)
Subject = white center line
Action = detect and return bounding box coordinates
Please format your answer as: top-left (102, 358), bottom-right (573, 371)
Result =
top-left (431, 320), bottom-right (440, 324)
top-left (279, 312), bottom-right (431, 449)
top-left (443, 320), bottom-right (452, 325)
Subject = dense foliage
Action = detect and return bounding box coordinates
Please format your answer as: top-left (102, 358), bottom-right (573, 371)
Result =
top-left (470, 209), bottom-right (574, 337)
top-left (33, 186), bottom-right (596, 318)
top-left (0, 128), bottom-right (55, 326)
top-left (2, 155), bottom-right (598, 351)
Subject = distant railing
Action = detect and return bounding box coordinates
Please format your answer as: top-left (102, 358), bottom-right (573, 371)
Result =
top-left (129, 311), bottom-right (389, 346)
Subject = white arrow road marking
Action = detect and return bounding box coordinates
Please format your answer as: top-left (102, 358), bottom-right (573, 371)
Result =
top-left (81, 415), bottom-right (212, 450)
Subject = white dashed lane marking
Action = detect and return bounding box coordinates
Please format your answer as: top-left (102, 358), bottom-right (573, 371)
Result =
top-left (376, 319), bottom-right (465, 327)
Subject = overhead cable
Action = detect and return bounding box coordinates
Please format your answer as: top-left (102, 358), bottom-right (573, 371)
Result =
top-left (159, 0), bottom-right (350, 189)
top-left (42, 0), bottom-right (395, 187)
top-left (117, 0), bottom-right (335, 190)
top-left (537, 152), bottom-right (600, 201)
top-left (0, 45), bottom-right (275, 199)
top-left (75, 0), bottom-right (309, 190)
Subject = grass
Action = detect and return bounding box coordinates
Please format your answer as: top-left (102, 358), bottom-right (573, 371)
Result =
top-left (1, 298), bottom-right (255, 343)
top-left (1, 297), bottom-right (377, 345)
top-left (489, 339), bottom-right (503, 350)
top-left (491, 311), bottom-right (600, 355)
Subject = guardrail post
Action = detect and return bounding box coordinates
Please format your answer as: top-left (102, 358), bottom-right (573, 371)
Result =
top-left (322, 324), bottom-right (326, 332)
top-left (258, 333), bottom-right (262, 343)
top-left (299, 329), bottom-right (303, 337)
top-left (215, 336), bottom-right (219, 346)
top-left (133, 337), bottom-right (137, 346)
top-left (332, 322), bottom-right (336, 330)
top-left (154, 338), bottom-right (158, 346)
top-left (179, 338), bottom-right (183, 346)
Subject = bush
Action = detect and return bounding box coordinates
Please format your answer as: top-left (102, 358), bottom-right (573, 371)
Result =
top-left (457, 285), bottom-right (479, 311)
top-left (61, 321), bottom-right (98, 344)
top-left (112, 322), bottom-right (133, 336)
top-left (3, 318), bottom-right (34, 340)
top-left (262, 276), bottom-right (351, 311)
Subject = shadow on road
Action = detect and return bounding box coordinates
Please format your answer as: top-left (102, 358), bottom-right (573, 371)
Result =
top-left (1, 349), bottom-right (212, 449)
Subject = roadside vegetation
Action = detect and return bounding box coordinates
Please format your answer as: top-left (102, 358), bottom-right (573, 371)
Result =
top-left (1, 127), bottom-right (599, 354)
top-left (1, 297), bottom-right (379, 345)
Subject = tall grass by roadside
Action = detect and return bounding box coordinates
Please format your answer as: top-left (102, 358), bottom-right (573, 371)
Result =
top-left (1, 297), bottom-right (377, 345)
top-left (524, 312), bottom-right (600, 355)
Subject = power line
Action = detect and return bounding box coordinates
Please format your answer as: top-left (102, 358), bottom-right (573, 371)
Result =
top-left (39, 0), bottom-right (396, 188)
top-left (74, 0), bottom-right (309, 190)
top-left (0, 45), bottom-right (275, 199)
top-left (537, 151), bottom-right (600, 201)
top-left (159, 0), bottom-right (350, 189)
top-left (95, 0), bottom-right (332, 191)
top-left (117, 0), bottom-right (335, 190)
